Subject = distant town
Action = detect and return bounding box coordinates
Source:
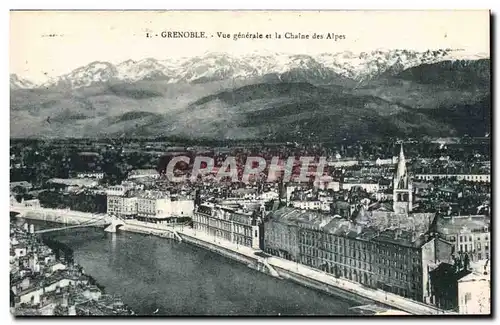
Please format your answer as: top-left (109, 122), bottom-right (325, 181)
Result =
top-left (10, 136), bottom-right (491, 315)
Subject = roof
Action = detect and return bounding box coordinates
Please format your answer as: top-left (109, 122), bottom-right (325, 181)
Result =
top-left (197, 203), bottom-right (253, 218)
top-left (458, 271), bottom-right (490, 283)
top-left (268, 207), bottom-right (332, 229)
top-left (129, 169), bottom-right (158, 176)
top-left (268, 207), bottom-right (433, 248)
top-left (372, 228), bottom-right (426, 248)
top-left (10, 181), bottom-right (32, 188)
top-left (436, 215), bottom-right (490, 235)
top-left (138, 191), bottom-right (168, 200)
top-left (48, 178), bottom-right (98, 187)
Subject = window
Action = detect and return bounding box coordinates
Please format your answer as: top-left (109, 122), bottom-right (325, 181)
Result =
top-left (254, 230), bottom-right (258, 238)
top-left (459, 236), bottom-right (463, 242)
top-left (477, 243), bottom-right (482, 250)
top-left (464, 292), bottom-right (472, 304)
top-left (469, 236), bottom-right (472, 242)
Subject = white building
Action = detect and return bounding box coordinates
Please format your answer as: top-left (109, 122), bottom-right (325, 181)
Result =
top-left (328, 160), bottom-right (358, 168)
top-left (291, 200), bottom-right (331, 212)
top-left (106, 183), bottom-right (136, 197)
top-left (313, 175), bottom-right (340, 191)
top-left (259, 190), bottom-right (280, 201)
top-left (415, 174), bottom-right (490, 183)
top-left (458, 260), bottom-right (490, 315)
top-left (375, 157), bottom-right (397, 166)
top-left (436, 215), bottom-right (490, 261)
top-left (106, 184), bottom-right (138, 219)
top-left (137, 191), bottom-right (194, 221)
top-left (22, 199), bottom-right (41, 208)
top-left (127, 169), bottom-right (160, 180)
top-left (76, 172), bottom-right (104, 179)
top-left (193, 203), bottom-right (262, 249)
top-left (342, 182), bottom-right (380, 193)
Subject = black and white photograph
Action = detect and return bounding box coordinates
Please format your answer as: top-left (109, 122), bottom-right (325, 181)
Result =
top-left (8, 10), bottom-right (491, 316)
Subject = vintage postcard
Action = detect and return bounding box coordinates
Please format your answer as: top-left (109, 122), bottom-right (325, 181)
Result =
top-left (9, 10), bottom-right (491, 316)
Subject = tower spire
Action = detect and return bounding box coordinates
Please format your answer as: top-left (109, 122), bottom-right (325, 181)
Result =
top-left (393, 142), bottom-right (412, 214)
top-left (396, 143), bottom-right (407, 183)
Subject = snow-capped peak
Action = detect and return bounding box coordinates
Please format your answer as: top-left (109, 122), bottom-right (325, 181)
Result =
top-left (10, 74), bottom-right (36, 90)
top-left (13, 49), bottom-right (489, 90)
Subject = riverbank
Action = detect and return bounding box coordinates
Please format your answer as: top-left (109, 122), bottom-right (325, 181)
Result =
top-left (12, 206), bottom-right (451, 315)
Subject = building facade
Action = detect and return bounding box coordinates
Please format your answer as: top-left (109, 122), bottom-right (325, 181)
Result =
top-left (435, 215), bottom-right (491, 262)
top-left (341, 182), bottom-right (380, 193)
top-left (264, 207), bottom-right (454, 303)
top-left (414, 174), bottom-right (490, 183)
top-left (106, 195), bottom-right (137, 219)
top-left (76, 172), bottom-right (104, 179)
top-left (263, 208), bottom-right (303, 262)
top-left (137, 191), bottom-right (194, 223)
top-left (193, 203), bottom-right (262, 249)
top-left (127, 169), bottom-right (160, 180)
top-left (457, 260), bottom-right (490, 314)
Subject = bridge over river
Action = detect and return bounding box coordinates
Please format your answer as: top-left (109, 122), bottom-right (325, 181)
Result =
top-left (34, 222), bottom-right (108, 234)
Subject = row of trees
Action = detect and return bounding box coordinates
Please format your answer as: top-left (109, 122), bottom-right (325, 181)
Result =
top-left (38, 191), bottom-right (107, 214)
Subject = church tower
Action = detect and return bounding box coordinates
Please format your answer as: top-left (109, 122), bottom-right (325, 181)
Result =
top-left (393, 143), bottom-right (413, 214)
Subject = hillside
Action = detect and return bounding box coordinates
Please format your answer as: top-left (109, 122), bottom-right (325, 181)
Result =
top-left (9, 56), bottom-right (490, 141)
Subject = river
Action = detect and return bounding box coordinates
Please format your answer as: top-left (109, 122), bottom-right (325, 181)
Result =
top-left (19, 218), bottom-right (362, 316)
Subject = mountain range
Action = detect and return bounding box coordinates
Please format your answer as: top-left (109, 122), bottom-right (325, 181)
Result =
top-left (10, 49), bottom-right (490, 141)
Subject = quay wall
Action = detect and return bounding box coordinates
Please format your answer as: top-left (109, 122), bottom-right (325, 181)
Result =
top-left (12, 207), bottom-right (449, 314)
top-left (179, 233), bottom-right (258, 267)
top-left (272, 265), bottom-right (383, 307)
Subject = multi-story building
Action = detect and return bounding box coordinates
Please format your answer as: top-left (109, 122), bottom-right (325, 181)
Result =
top-left (106, 183), bottom-right (138, 219)
top-left (193, 203), bottom-right (262, 249)
top-left (414, 174), bottom-right (490, 183)
top-left (76, 172), bottom-right (104, 179)
top-left (328, 159), bottom-right (359, 168)
top-left (264, 208), bottom-right (319, 262)
top-left (264, 206), bottom-right (454, 303)
top-left (106, 193), bottom-right (137, 219)
top-left (106, 183), bottom-right (136, 196)
top-left (458, 260), bottom-right (490, 314)
top-left (375, 157), bottom-right (398, 166)
top-left (127, 169), bottom-right (160, 180)
top-left (136, 191), bottom-right (194, 223)
top-left (313, 176), bottom-right (340, 191)
top-left (291, 200), bottom-right (331, 212)
top-left (435, 215), bottom-right (491, 261)
top-left (341, 181), bottom-right (380, 193)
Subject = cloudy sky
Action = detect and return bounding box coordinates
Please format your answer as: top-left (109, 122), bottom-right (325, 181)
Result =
top-left (10, 10), bottom-right (490, 83)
